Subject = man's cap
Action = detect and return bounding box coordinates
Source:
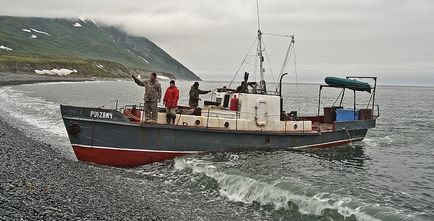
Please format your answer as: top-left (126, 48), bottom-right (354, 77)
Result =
top-left (170, 80), bottom-right (175, 84)
top-left (151, 73), bottom-right (157, 77)
top-left (193, 82), bottom-right (199, 86)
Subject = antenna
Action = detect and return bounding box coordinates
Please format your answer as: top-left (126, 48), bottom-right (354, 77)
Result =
top-left (256, 0), bottom-right (261, 30)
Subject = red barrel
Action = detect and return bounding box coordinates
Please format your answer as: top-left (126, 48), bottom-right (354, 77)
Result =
top-left (230, 95), bottom-right (239, 111)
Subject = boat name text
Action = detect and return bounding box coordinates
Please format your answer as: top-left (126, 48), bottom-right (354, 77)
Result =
top-left (90, 111), bottom-right (113, 119)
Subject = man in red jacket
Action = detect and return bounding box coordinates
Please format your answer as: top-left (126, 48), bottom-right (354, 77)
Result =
top-left (163, 80), bottom-right (179, 124)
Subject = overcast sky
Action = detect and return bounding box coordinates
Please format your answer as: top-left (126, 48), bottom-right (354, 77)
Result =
top-left (1, 0), bottom-right (434, 85)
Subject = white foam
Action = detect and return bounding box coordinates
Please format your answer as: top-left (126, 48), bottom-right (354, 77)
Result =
top-left (0, 45), bottom-right (13, 51)
top-left (363, 136), bottom-right (393, 147)
top-left (35, 69), bottom-right (77, 76)
top-left (30, 34), bottom-right (37, 39)
top-left (22, 28), bottom-right (31, 33)
top-left (30, 28), bottom-right (51, 36)
top-left (96, 64), bottom-right (103, 69)
top-left (73, 22), bottom-right (82, 27)
top-left (174, 158), bottom-right (381, 221)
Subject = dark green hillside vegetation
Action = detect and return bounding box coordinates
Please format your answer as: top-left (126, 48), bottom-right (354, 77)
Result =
top-left (0, 54), bottom-right (134, 78)
top-left (0, 16), bottom-right (200, 80)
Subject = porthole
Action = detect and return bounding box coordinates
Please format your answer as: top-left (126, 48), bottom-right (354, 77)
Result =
top-left (224, 122), bottom-right (229, 128)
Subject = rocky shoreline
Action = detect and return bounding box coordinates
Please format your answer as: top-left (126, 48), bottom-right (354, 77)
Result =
top-left (0, 73), bottom-right (165, 220)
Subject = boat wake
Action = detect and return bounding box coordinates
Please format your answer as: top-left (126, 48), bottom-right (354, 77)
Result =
top-left (174, 157), bottom-right (381, 221)
top-left (362, 136), bottom-right (393, 147)
top-left (0, 86), bottom-right (75, 159)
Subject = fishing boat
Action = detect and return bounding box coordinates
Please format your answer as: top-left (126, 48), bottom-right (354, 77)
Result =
top-left (60, 13), bottom-right (380, 168)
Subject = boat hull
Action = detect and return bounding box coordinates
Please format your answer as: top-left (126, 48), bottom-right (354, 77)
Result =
top-left (61, 106), bottom-right (374, 167)
top-left (72, 144), bottom-right (187, 167)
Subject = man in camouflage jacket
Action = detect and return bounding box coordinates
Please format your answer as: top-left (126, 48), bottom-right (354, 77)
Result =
top-left (132, 73), bottom-right (162, 121)
top-left (189, 82), bottom-right (211, 108)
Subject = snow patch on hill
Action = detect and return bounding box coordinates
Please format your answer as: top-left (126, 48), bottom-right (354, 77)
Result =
top-left (137, 55), bottom-right (150, 63)
top-left (91, 19), bottom-right (99, 28)
top-left (30, 28), bottom-right (51, 36)
top-left (0, 45), bottom-right (13, 51)
top-left (35, 69), bottom-right (78, 76)
top-left (79, 17), bottom-right (87, 24)
top-left (157, 75), bottom-right (170, 80)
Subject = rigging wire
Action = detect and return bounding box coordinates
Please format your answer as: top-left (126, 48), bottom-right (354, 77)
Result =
top-left (261, 39), bottom-right (278, 92)
top-left (263, 32), bottom-right (293, 38)
top-left (228, 38), bottom-right (257, 88)
top-left (293, 43), bottom-right (301, 112)
top-left (276, 39), bottom-right (294, 93)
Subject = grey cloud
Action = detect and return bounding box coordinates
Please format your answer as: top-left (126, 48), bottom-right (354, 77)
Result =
top-left (1, 0), bottom-right (433, 85)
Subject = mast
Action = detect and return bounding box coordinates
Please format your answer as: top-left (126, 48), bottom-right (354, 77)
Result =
top-left (256, 0), bottom-right (266, 94)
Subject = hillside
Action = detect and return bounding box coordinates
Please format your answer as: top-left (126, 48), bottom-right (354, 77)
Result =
top-left (0, 16), bottom-right (200, 80)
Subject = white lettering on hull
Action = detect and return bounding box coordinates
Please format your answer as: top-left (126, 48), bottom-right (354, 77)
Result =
top-left (90, 111), bottom-right (113, 119)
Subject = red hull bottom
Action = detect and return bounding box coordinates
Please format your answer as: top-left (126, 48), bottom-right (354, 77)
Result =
top-left (71, 138), bottom-right (363, 167)
top-left (72, 145), bottom-right (187, 167)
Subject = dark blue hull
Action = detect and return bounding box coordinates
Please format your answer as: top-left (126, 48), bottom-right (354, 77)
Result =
top-left (61, 105), bottom-right (374, 167)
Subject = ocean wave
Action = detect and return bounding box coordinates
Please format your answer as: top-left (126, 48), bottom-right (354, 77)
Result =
top-left (0, 87), bottom-right (74, 159)
top-left (174, 157), bottom-right (381, 221)
top-left (0, 87), bottom-right (66, 136)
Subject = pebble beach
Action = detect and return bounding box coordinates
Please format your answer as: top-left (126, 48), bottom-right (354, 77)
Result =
top-left (0, 73), bottom-right (164, 221)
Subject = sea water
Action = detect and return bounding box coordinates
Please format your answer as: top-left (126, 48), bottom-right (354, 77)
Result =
top-left (0, 79), bottom-right (432, 221)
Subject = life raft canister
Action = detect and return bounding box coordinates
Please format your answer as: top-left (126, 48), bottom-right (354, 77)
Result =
top-left (230, 95), bottom-right (239, 111)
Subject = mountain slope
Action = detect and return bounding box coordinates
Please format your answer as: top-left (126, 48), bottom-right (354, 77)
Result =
top-left (0, 16), bottom-right (200, 80)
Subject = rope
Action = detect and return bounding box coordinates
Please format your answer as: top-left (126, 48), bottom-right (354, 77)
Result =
top-left (332, 89), bottom-right (344, 106)
top-left (343, 128), bottom-right (354, 146)
top-left (176, 112), bottom-right (183, 125)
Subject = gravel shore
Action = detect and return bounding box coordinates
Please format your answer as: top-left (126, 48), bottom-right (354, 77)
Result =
top-left (0, 116), bottom-right (167, 221)
top-left (0, 73), bottom-right (164, 220)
